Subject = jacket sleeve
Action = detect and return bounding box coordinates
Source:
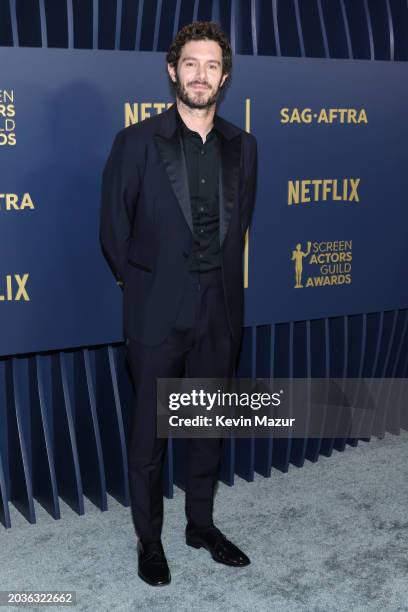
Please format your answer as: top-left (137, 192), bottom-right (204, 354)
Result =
top-left (99, 129), bottom-right (139, 287)
top-left (240, 134), bottom-right (258, 238)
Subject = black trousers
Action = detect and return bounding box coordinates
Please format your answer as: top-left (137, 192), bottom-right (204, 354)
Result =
top-left (125, 267), bottom-right (239, 544)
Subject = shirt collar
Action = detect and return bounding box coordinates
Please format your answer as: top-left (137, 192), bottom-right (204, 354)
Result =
top-left (176, 108), bottom-right (218, 143)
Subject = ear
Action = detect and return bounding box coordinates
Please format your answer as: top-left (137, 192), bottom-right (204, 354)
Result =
top-left (167, 63), bottom-right (176, 83)
top-left (220, 72), bottom-right (229, 88)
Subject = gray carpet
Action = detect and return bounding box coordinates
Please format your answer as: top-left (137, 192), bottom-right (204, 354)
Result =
top-left (2, 432), bottom-right (408, 612)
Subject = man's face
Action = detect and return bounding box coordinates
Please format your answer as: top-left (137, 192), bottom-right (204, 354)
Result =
top-left (168, 39), bottom-right (228, 109)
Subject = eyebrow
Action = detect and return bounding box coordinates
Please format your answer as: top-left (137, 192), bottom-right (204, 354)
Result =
top-left (181, 57), bottom-right (221, 65)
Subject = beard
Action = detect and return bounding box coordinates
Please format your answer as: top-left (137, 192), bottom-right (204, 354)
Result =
top-left (174, 73), bottom-right (223, 109)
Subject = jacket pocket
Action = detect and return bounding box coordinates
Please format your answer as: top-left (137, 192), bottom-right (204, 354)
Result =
top-left (127, 258), bottom-right (153, 273)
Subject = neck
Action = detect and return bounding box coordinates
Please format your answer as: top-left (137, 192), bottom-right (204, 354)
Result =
top-left (176, 99), bottom-right (216, 142)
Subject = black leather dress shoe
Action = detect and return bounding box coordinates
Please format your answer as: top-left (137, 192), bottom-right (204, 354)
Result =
top-left (137, 540), bottom-right (171, 586)
top-left (186, 525), bottom-right (250, 567)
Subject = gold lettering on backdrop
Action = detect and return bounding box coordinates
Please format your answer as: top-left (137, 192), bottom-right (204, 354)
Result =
top-left (0, 193), bottom-right (35, 211)
top-left (0, 90), bottom-right (14, 103)
top-left (0, 89), bottom-right (16, 146)
top-left (280, 108), bottom-right (368, 124)
top-left (124, 102), bottom-right (173, 127)
top-left (0, 274), bottom-right (29, 301)
top-left (288, 179), bottom-right (360, 205)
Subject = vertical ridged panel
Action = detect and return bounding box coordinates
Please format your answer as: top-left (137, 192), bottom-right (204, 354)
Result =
top-left (293, 0), bottom-right (305, 57)
top-left (134, 0), bottom-right (143, 50)
top-left (254, 0), bottom-right (277, 55)
top-left (251, 0), bottom-right (258, 55)
top-left (400, 330), bottom-right (408, 430)
top-left (9, 0), bottom-right (18, 45)
top-left (172, 0), bottom-right (182, 39)
top-left (316, 0), bottom-right (329, 57)
top-left (156, 0), bottom-right (176, 51)
top-left (217, 0), bottom-right (232, 38)
top-left (44, 0), bottom-right (68, 48)
top-left (97, 0), bottom-right (116, 49)
top-left (0, 0), bottom-right (13, 46)
top-left (272, 323), bottom-right (291, 472)
top-left (272, 0), bottom-right (281, 55)
top-left (38, 0), bottom-right (47, 46)
top-left (289, 321), bottom-right (309, 467)
top-left (15, 0), bottom-right (41, 46)
top-left (305, 318), bottom-right (328, 462)
top-left (371, 311), bottom-right (398, 438)
top-left (0, 445), bottom-right (10, 527)
top-left (66, 0), bottom-right (74, 48)
top-left (234, 0), bottom-right (253, 55)
top-left (0, 361), bottom-right (12, 528)
top-left (72, 0), bottom-right (92, 48)
top-left (114, 0), bottom-right (123, 50)
top-left (360, 312), bottom-right (384, 441)
top-left (297, 0), bottom-right (326, 58)
top-left (352, 313), bottom-right (368, 439)
top-left (365, 0), bottom-right (392, 60)
top-left (7, 358), bottom-right (36, 523)
top-left (343, 0), bottom-right (371, 59)
top-left (389, 0), bottom-right (408, 60)
top-left (385, 0), bottom-right (394, 60)
top-left (229, 0), bottom-right (236, 54)
top-left (384, 310), bottom-right (408, 434)
top-left (319, 317), bottom-right (335, 456)
top-left (92, 0), bottom-right (98, 48)
top-left (363, 0), bottom-right (375, 59)
top-left (31, 355), bottom-right (60, 519)
top-left (192, 0), bottom-right (199, 21)
top-left (52, 353), bottom-right (84, 514)
top-left (392, 310), bottom-right (408, 377)
top-left (140, 0), bottom-right (159, 51)
top-left (178, 0), bottom-right (195, 31)
top-left (197, 0), bottom-right (212, 21)
top-left (254, 325), bottom-right (273, 477)
top-left (152, 0), bottom-right (162, 51)
top-left (339, 0), bottom-right (353, 57)
top-left (333, 316), bottom-right (350, 452)
top-left (276, 0), bottom-right (301, 57)
top-left (118, 0), bottom-right (138, 50)
top-left (320, 0), bottom-right (350, 58)
top-left (343, 315), bottom-right (363, 448)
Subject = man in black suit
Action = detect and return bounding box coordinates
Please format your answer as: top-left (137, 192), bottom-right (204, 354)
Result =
top-left (100, 21), bottom-right (257, 586)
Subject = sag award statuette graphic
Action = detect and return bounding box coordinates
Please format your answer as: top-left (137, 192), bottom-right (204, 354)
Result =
top-left (292, 242), bottom-right (311, 288)
top-left (291, 241), bottom-right (352, 289)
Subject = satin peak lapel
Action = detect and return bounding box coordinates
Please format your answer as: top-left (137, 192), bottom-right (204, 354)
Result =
top-left (154, 131), bottom-right (193, 234)
top-left (219, 133), bottom-right (242, 247)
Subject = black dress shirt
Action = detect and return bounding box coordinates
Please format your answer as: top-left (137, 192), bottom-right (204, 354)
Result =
top-left (177, 110), bottom-right (221, 272)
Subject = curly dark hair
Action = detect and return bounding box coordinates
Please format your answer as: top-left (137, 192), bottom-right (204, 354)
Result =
top-left (166, 21), bottom-right (232, 77)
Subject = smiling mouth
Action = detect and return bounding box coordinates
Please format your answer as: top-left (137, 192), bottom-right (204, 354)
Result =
top-left (190, 84), bottom-right (209, 90)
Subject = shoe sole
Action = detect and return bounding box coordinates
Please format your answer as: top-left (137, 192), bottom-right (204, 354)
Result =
top-left (137, 570), bottom-right (171, 586)
top-left (186, 535), bottom-right (250, 567)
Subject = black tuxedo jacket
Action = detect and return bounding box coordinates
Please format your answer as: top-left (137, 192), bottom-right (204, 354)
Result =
top-left (100, 103), bottom-right (257, 347)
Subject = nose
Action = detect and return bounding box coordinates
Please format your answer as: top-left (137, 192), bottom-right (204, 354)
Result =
top-left (196, 63), bottom-right (207, 82)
